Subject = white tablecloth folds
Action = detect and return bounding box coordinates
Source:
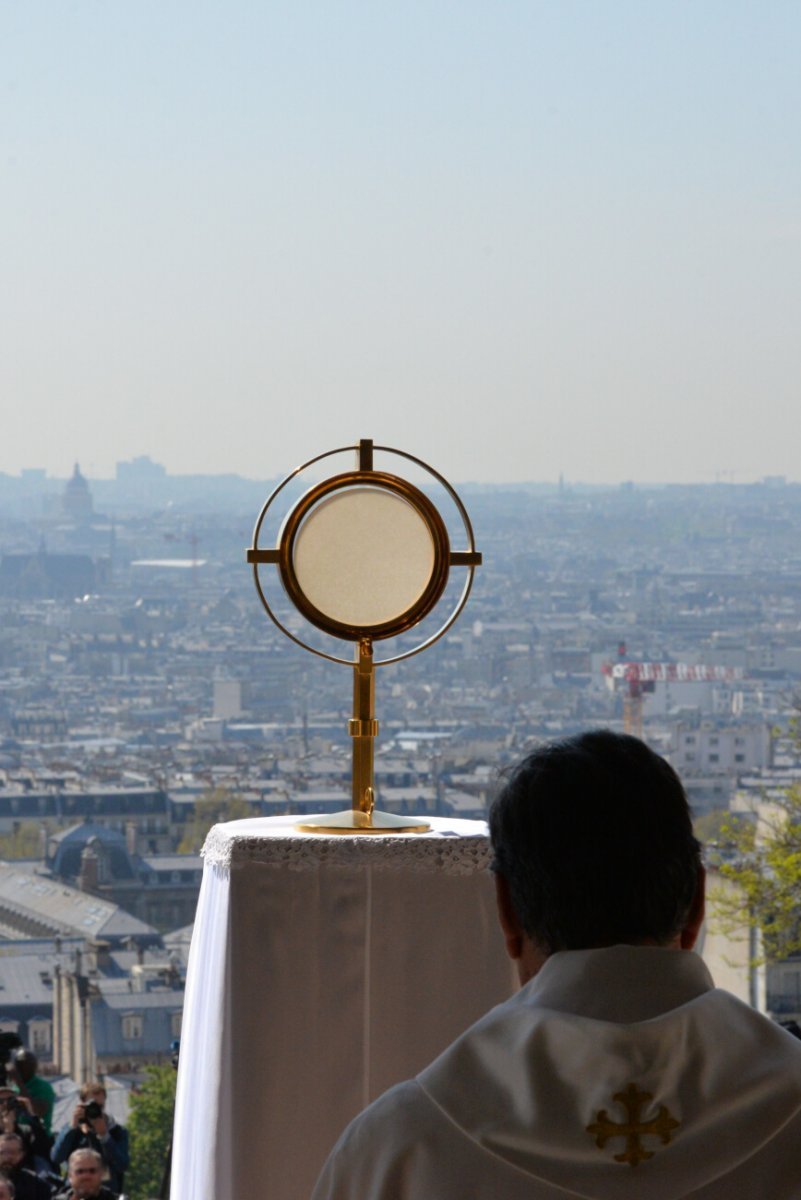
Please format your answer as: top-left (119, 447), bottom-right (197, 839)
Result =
top-left (170, 815), bottom-right (516, 1200)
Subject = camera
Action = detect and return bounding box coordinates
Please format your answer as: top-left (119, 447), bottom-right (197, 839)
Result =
top-left (0, 1032), bottom-right (22, 1088)
top-left (83, 1101), bottom-right (103, 1121)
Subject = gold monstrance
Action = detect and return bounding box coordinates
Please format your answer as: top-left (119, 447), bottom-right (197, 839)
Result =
top-left (246, 439), bottom-right (482, 833)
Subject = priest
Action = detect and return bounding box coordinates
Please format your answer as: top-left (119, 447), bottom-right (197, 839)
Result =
top-left (312, 729), bottom-right (801, 1199)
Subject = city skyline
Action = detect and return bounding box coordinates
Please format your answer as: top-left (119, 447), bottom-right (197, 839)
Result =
top-left (3, 2), bottom-right (800, 485)
top-left (1, 453), bottom-right (796, 489)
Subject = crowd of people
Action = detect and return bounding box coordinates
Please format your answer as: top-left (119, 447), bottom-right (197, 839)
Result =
top-left (0, 1051), bottom-right (128, 1200)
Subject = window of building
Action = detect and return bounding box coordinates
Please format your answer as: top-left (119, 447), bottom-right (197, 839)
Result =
top-left (170, 1011), bottom-right (182, 1038)
top-left (735, 754), bottom-right (745, 763)
top-left (709, 754), bottom-right (719, 764)
top-left (122, 1014), bottom-right (143, 1040)
top-left (684, 736), bottom-right (696, 745)
top-left (29, 1020), bottom-right (52, 1055)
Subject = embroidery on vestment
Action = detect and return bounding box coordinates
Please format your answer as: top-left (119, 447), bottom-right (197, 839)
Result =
top-left (586, 1082), bottom-right (680, 1166)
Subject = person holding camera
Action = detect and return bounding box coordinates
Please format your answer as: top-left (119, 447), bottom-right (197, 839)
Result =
top-left (6, 1055), bottom-right (53, 1140)
top-left (0, 1133), bottom-right (53, 1200)
top-left (51, 1088), bottom-right (127, 1196)
top-left (0, 1091), bottom-right (52, 1178)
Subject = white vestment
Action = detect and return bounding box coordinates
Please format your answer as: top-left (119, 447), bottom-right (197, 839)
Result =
top-left (312, 945), bottom-right (801, 1199)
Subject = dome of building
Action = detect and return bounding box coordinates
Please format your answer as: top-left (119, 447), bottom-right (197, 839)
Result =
top-left (62, 462), bottom-right (94, 521)
top-left (50, 821), bottom-right (137, 881)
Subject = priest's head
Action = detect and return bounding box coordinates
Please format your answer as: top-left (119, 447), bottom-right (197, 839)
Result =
top-left (489, 730), bottom-right (704, 982)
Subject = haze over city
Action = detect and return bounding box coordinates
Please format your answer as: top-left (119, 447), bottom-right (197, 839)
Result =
top-left (3, 2), bottom-right (800, 485)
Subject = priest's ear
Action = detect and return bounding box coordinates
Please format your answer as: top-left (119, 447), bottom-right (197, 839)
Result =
top-left (680, 864), bottom-right (706, 950)
top-left (494, 873), bottom-right (525, 960)
top-left (494, 875), bottom-right (549, 984)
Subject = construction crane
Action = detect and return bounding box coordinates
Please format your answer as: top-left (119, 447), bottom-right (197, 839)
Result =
top-left (602, 644), bottom-right (743, 738)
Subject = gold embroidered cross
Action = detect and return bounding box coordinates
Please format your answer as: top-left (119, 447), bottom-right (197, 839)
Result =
top-left (586, 1082), bottom-right (680, 1166)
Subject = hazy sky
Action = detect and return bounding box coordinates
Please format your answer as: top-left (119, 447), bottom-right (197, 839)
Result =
top-left (2, 1), bottom-right (800, 484)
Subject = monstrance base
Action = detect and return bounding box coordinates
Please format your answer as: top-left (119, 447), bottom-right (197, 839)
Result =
top-left (296, 808), bottom-right (430, 835)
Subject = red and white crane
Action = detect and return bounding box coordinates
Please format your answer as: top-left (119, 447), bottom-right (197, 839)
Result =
top-left (602, 644), bottom-right (743, 738)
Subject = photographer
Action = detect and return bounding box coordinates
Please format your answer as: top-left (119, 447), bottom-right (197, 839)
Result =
top-left (0, 1091), bottom-right (52, 1176)
top-left (51, 1088), bottom-right (127, 1196)
top-left (6, 1055), bottom-right (53, 1140)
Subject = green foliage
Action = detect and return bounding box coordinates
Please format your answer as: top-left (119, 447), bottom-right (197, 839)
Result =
top-left (178, 787), bottom-right (251, 853)
top-left (692, 808), bottom-right (731, 845)
top-left (715, 785), bottom-right (801, 961)
top-left (126, 1064), bottom-right (177, 1200)
top-left (0, 820), bottom-right (44, 860)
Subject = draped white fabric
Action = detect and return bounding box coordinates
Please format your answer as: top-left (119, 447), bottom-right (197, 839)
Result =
top-left (171, 860), bottom-right (234, 1198)
top-left (170, 816), bottom-right (516, 1200)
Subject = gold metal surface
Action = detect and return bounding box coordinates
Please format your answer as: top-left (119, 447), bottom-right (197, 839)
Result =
top-left (246, 549), bottom-right (280, 564)
top-left (295, 638), bottom-right (431, 833)
top-left (351, 639), bottom-right (376, 813)
top-left (296, 809), bottom-right (431, 834)
top-left (348, 719), bottom-right (380, 737)
top-left (278, 471), bottom-right (451, 642)
top-left (246, 439), bottom-right (481, 669)
top-left (358, 438), bottom-right (374, 471)
top-left (246, 439), bottom-right (479, 834)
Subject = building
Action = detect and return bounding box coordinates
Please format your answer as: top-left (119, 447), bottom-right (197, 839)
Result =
top-left (0, 861), bottom-right (159, 946)
top-left (0, 550), bottom-right (107, 599)
top-left (47, 822), bottom-right (203, 932)
top-left (62, 464), bottom-right (94, 523)
top-left (53, 945), bottom-right (184, 1079)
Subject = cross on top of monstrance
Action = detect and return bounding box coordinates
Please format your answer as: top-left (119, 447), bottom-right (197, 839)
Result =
top-left (246, 439), bottom-right (482, 834)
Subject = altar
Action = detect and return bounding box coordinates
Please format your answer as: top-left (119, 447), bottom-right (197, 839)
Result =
top-left (170, 815), bottom-right (516, 1200)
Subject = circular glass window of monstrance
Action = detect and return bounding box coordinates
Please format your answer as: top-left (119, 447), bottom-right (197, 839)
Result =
top-left (279, 473), bottom-right (450, 640)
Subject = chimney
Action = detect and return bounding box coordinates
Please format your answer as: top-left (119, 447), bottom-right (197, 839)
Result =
top-left (125, 821), bottom-right (137, 856)
top-left (78, 845), bottom-right (99, 893)
top-left (89, 940), bottom-right (112, 970)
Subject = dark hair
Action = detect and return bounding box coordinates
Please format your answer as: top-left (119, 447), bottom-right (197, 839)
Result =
top-left (489, 730), bottom-right (702, 953)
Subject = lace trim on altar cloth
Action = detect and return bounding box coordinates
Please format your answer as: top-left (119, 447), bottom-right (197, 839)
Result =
top-left (201, 822), bottom-right (492, 874)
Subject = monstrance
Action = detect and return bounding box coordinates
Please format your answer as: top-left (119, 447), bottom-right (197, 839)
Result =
top-left (246, 439), bottom-right (482, 833)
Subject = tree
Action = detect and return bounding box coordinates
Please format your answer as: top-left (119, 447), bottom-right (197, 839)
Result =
top-left (692, 808), bottom-right (730, 845)
top-left (0, 820), bottom-right (44, 860)
top-left (126, 1064), bottom-right (177, 1200)
top-left (178, 787), bottom-right (251, 854)
top-left (713, 783), bottom-right (801, 962)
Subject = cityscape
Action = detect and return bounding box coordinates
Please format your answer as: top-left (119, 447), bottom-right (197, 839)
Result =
top-left (5, 0), bottom-right (800, 1192)
top-left (1, 456), bottom-right (801, 1119)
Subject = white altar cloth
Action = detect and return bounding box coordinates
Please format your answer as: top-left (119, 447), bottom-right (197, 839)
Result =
top-left (170, 815), bottom-right (516, 1200)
